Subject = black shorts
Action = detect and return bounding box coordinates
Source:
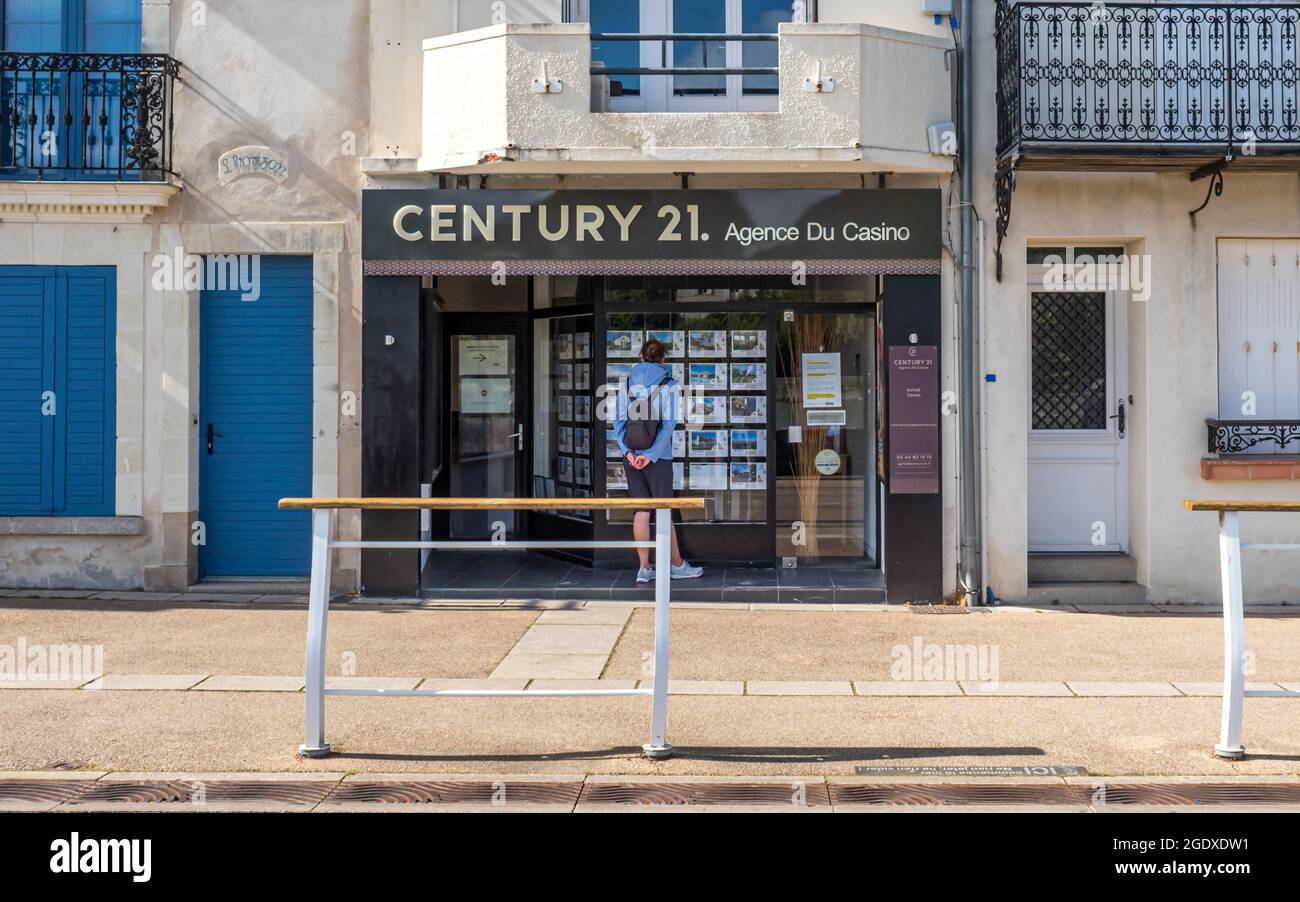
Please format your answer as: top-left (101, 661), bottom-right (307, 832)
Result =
top-left (625, 457), bottom-right (674, 515)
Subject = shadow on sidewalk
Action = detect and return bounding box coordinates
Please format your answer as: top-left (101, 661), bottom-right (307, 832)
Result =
top-left (321, 745), bottom-right (1047, 765)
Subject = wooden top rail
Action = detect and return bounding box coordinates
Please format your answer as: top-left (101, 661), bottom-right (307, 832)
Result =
top-left (279, 497), bottom-right (707, 511)
top-left (1185, 500), bottom-right (1300, 513)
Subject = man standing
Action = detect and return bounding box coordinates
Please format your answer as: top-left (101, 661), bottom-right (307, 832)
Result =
top-left (614, 338), bottom-right (703, 584)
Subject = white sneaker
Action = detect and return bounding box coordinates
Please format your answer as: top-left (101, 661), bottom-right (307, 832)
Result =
top-left (636, 567), bottom-right (655, 583)
top-left (670, 561), bottom-right (703, 580)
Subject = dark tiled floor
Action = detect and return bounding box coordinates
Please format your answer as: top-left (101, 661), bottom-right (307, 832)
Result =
top-left (420, 551), bottom-right (884, 604)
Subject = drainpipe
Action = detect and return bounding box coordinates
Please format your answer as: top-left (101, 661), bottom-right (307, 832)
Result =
top-left (958, 0), bottom-right (983, 606)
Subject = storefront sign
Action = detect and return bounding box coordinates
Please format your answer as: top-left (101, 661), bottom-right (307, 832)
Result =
top-left (888, 345), bottom-right (939, 495)
top-left (363, 189), bottom-right (941, 264)
top-left (801, 352), bottom-right (843, 408)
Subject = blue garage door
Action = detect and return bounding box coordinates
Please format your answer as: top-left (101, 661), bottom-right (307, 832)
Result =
top-left (199, 256), bottom-right (313, 577)
top-left (0, 266), bottom-right (115, 516)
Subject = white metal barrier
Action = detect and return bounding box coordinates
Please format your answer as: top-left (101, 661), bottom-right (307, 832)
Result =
top-left (278, 496), bottom-right (706, 761)
top-left (1186, 500), bottom-right (1300, 759)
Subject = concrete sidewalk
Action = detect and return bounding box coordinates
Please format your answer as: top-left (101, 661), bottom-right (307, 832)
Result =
top-left (1, 596), bottom-right (1299, 778)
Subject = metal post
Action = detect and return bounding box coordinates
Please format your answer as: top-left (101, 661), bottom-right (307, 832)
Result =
top-left (957, 0), bottom-right (984, 606)
top-left (1215, 510), bottom-right (1246, 759)
top-left (300, 508), bottom-right (333, 757)
top-left (643, 506), bottom-right (673, 759)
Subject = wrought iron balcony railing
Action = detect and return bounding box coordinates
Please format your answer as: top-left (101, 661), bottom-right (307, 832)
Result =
top-left (1207, 418), bottom-right (1300, 455)
top-left (589, 33), bottom-right (779, 106)
top-left (996, 1), bottom-right (1300, 158)
top-left (1, 52), bottom-right (180, 180)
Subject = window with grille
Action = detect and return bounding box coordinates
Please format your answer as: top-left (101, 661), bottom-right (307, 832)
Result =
top-left (1031, 291), bottom-right (1108, 430)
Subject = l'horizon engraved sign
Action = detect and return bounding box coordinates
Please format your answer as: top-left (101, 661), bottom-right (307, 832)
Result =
top-left (362, 189), bottom-right (942, 263)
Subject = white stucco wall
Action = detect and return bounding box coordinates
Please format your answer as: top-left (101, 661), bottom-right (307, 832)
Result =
top-left (0, 0), bottom-right (369, 591)
top-left (971, 3), bottom-right (1300, 604)
top-left (414, 23), bottom-right (952, 174)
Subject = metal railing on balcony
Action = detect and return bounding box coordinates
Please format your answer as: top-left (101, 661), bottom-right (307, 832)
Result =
top-left (1, 52), bottom-right (180, 180)
top-left (589, 33), bottom-right (778, 104)
top-left (1207, 418), bottom-right (1300, 455)
top-left (590, 33), bottom-right (778, 78)
top-left (996, 1), bottom-right (1300, 158)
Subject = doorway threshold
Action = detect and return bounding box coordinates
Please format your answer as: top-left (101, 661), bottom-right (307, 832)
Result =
top-left (189, 578), bottom-right (310, 596)
top-left (419, 550), bottom-right (884, 604)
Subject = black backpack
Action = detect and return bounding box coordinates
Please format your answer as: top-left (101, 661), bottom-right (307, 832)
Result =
top-left (625, 373), bottom-right (673, 451)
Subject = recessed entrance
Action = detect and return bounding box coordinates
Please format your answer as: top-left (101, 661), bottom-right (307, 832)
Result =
top-left (417, 276), bottom-right (880, 584)
top-left (1027, 255), bottom-right (1130, 553)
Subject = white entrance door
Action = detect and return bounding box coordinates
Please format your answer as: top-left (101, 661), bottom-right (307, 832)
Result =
top-left (1027, 285), bottom-right (1129, 552)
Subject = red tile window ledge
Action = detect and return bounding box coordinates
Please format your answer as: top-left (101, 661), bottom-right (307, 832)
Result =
top-left (1202, 455), bottom-right (1300, 480)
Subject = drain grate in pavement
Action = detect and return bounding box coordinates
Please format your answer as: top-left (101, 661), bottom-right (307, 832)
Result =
top-left (906, 604), bottom-right (969, 615)
top-left (327, 781), bottom-right (583, 805)
top-left (830, 783), bottom-right (1089, 806)
top-left (0, 781), bottom-right (101, 804)
top-left (7, 779), bottom-right (1300, 808)
top-left (1100, 783), bottom-right (1300, 806)
top-left (71, 780), bottom-right (334, 805)
top-left (579, 782), bottom-right (833, 807)
top-left (72, 781), bottom-right (195, 803)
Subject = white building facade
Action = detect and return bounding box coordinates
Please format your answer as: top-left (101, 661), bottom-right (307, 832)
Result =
top-left (2, 0), bottom-right (1295, 605)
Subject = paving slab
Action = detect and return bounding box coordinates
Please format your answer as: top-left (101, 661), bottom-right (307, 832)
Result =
top-left (324, 677), bottom-right (421, 691)
top-left (535, 608), bottom-right (634, 626)
top-left (490, 654), bottom-right (608, 680)
top-left (84, 674), bottom-right (208, 691)
top-left (176, 594), bottom-right (262, 603)
top-left (1174, 682), bottom-right (1288, 696)
top-left (574, 804), bottom-right (830, 813)
top-left (497, 600), bottom-right (582, 610)
top-left (1066, 682), bottom-right (1182, 697)
top-left (0, 678), bottom-right (93, 690)
top-left (194, 675), bottom-right (306, 692)
top-left (508, 624), bottom-right (625, 655)
top-left (959, 681), bottom-right (1073, 697)
top-left (833, 804), bottom-right (1094, 813)
top-left (1067, 605), bottom-right (1162, 614)
top-left (852, 681), bottom-right (963, 696)
top-left (5, 590), bottom-right (97, 599)
top-left (636, 680), bottom-right (745, 695)
top-left (0, 801), bottom-right (64, 812)
top-left (747, 681), bottom-right (854, 696)
top-left (525, 680), bottom-right (639, 691)
top-left (90, 592), bottom-right (183, 602)
top-left (99, 771), bottom-right (346, 782)
top-left (55, 801), bottom-right (316, 813)
top-left (317, 802), bottom-right (574, 813)
top-left (340, 773), bottom-right (586, 783)
top-left (416, 679), bottom-right (530, 691)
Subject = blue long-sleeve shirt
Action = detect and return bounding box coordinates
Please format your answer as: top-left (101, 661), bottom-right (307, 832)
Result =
top-left (613, 362), bottom-right (680, 464)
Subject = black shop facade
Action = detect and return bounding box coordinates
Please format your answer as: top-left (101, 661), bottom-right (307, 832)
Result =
top-left (360, 188), bottom-right (943, 603)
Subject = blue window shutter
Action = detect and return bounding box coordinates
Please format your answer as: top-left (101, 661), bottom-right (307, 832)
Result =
top-left (56, 267), bottom-right (116, 515)
top-left (0, 268), bottom-right (56, 513)
top-left (0, 266), bottom-right (114, 517)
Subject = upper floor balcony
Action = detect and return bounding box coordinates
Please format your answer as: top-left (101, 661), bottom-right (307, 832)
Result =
top-left (996, 0), bottom-right (1300, 172)
top-left (409, 22), bottom-right (953, 176)
top-left (1, 51), bottom-right (180, 181)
